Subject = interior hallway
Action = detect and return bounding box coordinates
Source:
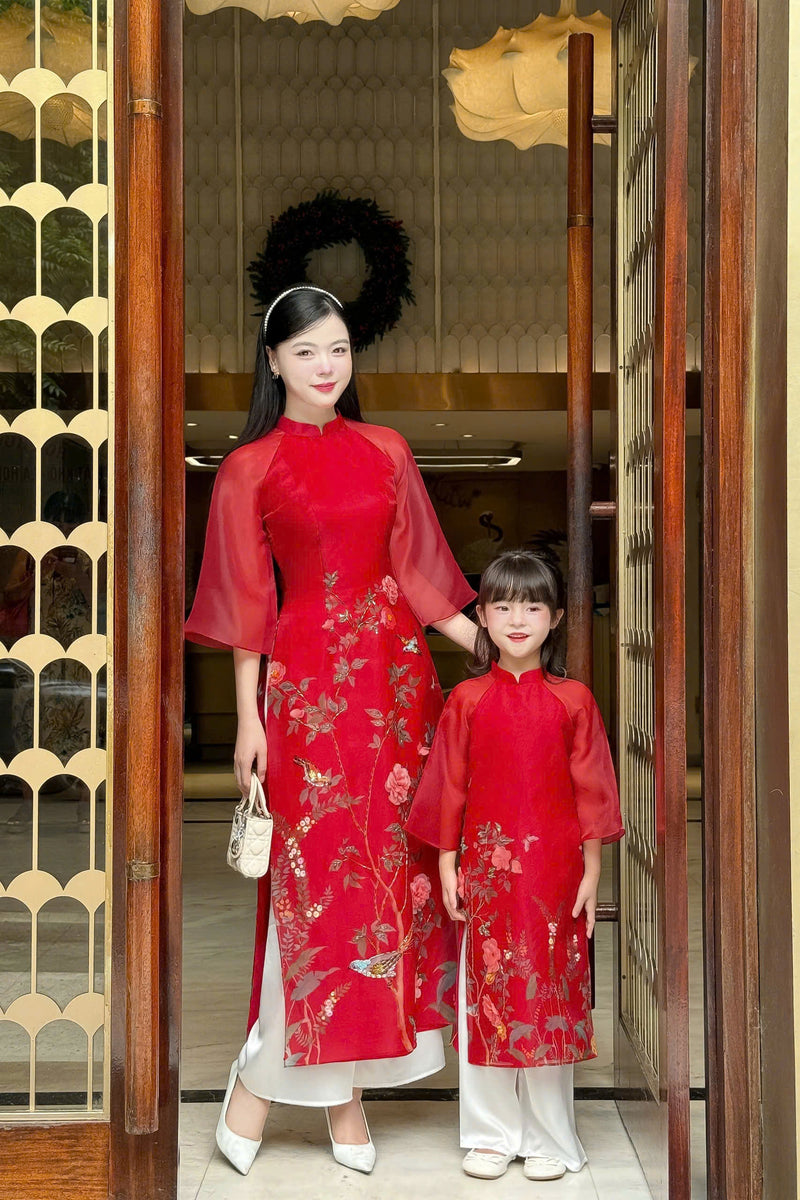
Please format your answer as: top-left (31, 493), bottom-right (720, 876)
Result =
top-left (180, 794), bottom-right (707, 1199)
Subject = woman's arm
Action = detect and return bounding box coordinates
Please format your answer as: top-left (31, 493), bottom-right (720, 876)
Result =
top-left (430, 611), bottom-right (478, 654)
top-left (233, 647), bottom-right (267, 794)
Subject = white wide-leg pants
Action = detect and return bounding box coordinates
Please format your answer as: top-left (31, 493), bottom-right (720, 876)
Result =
top-left (457, 940), bottom-right (587, 1170)
top-left (237, 901), bottom-right (445, 1106)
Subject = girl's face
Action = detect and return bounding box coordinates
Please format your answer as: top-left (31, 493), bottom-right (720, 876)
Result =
top-left (477, 596), bottom-right (563, 671)
top-left (268, 312), bottom-right (352, 423)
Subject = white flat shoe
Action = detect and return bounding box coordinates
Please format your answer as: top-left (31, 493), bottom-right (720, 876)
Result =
top-left (523, 1155), bottom-right (566, 1180)
top-left (215, 1062), bottom-right (261, 1175)
top-left (462, 1149), bottom-right (515, 1179)
top-left (325, 1102), bottom-right (376, 1174)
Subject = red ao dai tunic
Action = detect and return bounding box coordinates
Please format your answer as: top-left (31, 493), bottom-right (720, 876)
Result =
top-left (185, 415), bottom-right (475, 1067)
top-left (406, 664), bottom-right (624, 1068)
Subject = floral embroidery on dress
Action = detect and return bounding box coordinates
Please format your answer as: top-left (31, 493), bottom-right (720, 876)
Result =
top-left (265, 572), bottom-right (450, 1061)
top-left (461, 819), bottom-right (594, 1067)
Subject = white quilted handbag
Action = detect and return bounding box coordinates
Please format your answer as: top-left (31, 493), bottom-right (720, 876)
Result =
top-left (227, 773), bottom-right (273, 878)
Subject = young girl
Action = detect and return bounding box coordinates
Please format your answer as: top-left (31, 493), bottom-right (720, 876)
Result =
top-left (406, 550), bottom-right (624, 1182)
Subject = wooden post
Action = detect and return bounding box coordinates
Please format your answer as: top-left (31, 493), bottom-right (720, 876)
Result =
top-left (124, 0), bottom-right (164, 1136)
top-left (567, 33), bottom-right (595, 688)
top-left (111, 0), bottom-right (184, 1184)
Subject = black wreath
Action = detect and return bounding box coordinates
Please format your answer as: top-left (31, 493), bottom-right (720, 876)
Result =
top-left (248, 190), bottom-right (414, 353)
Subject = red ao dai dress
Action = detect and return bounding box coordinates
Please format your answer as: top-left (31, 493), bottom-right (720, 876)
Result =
top-left (406, 665), bottom-right (623, 1165)
top-left (185, 414), bottom-right (474, 1098)
top-left (407, 664), bottom-right (624, 1069)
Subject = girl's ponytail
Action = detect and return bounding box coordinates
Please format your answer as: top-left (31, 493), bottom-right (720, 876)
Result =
top-left (471, 622), bottom-right (498, 675)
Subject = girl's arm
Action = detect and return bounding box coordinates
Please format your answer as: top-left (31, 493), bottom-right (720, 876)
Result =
top-left (431, 611), bottom-right (478, 654)
top-left (572, 837), bottom-right (602, 937)
top-left (439, 850), bottom-right (466, 922)
top-left (233, 647), bottom-right (267, 794)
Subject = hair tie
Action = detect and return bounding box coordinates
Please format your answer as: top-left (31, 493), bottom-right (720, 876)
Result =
top-left (262, 286), bottom-right (343, 342)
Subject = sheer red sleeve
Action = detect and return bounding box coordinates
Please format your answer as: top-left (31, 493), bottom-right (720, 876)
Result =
top-left (184, 442), bottom-right (278, 655)
top-left (553, 683), bottom-right (625, 844)
top-left (405, 686), bottom-right (473, 851)
top-left (355, 423), bottom-right (476, 625)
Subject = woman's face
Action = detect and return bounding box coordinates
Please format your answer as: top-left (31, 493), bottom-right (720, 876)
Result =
top-left (268, 311), bottom-right (352, 421)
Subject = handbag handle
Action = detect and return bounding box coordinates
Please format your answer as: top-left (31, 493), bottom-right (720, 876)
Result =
top-left (246, 772), bottom-right (269, 818)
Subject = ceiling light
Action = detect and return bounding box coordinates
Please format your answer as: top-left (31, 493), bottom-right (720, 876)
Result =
top-left (443, 1), bottom-right (612, 150)
top-left (462, 433), bottom-right (474, 439)
top-left (433, 422), bottom-right (448, 427)
top-left (414, 453), bottom-right (521, 470)
top-left (185, 455), bottom-right (224, 469)
top-left (186, 421), bottom-right (198, 427)
top-left (228, 434), bottom-right (239, 440)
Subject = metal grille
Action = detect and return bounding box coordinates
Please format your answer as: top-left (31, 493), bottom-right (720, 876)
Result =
top-left (0, 0), bottom-right (113, 1117)
top-left (616, 0), bottom-right (659, 1090)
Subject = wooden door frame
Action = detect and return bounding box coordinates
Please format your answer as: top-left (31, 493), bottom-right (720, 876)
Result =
top-left (110, 0), bottom-right (185, 1193)
top-left (702, 0), bottom-right (764, 1196)
top-left (0, 1), bottom-right (183, 1196)
top-left (750, 0), bottom-right (798, 1194)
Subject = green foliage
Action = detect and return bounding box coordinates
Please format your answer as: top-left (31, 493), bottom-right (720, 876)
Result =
top-left (0, 0), bottom-right (106, 18)
top-left (0, 131), bottom-right (107, 409)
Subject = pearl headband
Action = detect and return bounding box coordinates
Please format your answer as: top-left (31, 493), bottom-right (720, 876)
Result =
top-left (262, 285), bottom-right (344, 342)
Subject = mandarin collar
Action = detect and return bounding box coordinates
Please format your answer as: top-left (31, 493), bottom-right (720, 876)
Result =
top-left (277, 412), bottom-right (345, 438)
top-left (490, 661), bottom-right (544, 686)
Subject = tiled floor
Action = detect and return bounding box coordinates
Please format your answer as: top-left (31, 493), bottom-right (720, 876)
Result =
top-left (180, 1100), bottom-right (652, 1200)
top-left (180, 802), bottom-right (709, 1199)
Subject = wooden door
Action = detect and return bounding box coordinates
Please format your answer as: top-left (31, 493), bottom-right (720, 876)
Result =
top-left (612, 1), bottom-right (690, 1197)
top-left (0, 0), bottom-right (184, 1194)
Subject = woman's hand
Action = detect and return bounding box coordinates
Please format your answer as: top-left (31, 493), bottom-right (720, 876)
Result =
top-left (572, 838), bottom-right (602, 937)
top-left (571, 872), bottom-right (599, 938)
top-left (234, 716), bottom-right (267, 794)
top-left (233, 648), bottom-right (266, 794)
top-left (439, 850), bottom-right (466, 922)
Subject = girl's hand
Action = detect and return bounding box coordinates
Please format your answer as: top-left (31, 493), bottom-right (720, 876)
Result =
top-left (234, 716), bottom-right (267, 794)
top-left (572, 871), bottom-right (600, 938)
top-left (439, 851), bottom-right (466, 922)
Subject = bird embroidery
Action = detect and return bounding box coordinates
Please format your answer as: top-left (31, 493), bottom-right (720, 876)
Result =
top-left (348, 928), bottom-right (414, 979)
top-left (293, 757), bottom-right (335, 790)
top-left (397, 633), bottom-right (421, 654)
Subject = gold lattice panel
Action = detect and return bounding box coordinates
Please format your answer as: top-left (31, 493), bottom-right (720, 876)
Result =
top-left (616, 0), bottom-right (659, 1091)
top-left (0, 0), bottom-right (113, 1118)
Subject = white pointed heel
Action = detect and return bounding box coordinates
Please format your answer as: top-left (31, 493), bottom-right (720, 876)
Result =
top-left (325, 1102), bottom-right (376, 1174)
top-left (215, 1062), bottom-right (262, 1176)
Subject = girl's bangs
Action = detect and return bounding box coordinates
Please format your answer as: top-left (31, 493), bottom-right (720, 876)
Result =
top-left (479, 557), bottom-right (559, 610)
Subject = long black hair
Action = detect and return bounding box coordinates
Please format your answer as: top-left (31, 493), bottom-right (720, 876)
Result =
top-left (238, 286), bottom-right (364, 448)
top-left (472, 549), bottom-right (566, 678)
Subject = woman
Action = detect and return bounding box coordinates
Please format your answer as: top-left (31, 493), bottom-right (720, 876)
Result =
top-left (185, 285), bottom-right (476, 1175)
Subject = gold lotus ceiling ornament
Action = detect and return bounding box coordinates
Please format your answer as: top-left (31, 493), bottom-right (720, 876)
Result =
top-left (184, 0), bottom-right (399, 23)
top-left (443, 1), bottom-right (612, 150)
